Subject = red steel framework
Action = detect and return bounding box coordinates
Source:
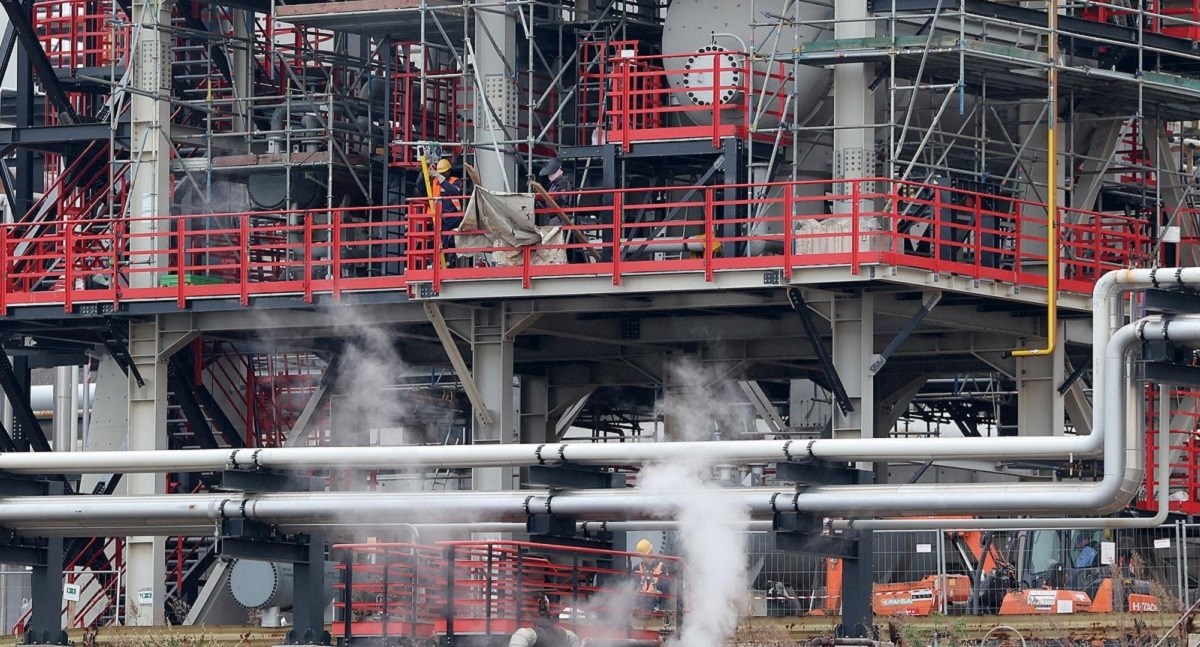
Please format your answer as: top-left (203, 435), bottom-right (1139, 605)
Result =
top-left (0, 177), bottom-right (1154, 313)
top-left (1142, 386), bottom-right (1200, 516)
top-left (334, 540), bottom-right (679, 645)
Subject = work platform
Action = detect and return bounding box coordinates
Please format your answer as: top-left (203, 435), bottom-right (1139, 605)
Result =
top-left (0, 176), bottom-right (1141, 315)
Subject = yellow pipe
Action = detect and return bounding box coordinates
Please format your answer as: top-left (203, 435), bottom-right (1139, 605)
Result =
top-left (1014, 1), bottom-right (1058, 358)
top-left (419, 154), bottom-right (436, 212)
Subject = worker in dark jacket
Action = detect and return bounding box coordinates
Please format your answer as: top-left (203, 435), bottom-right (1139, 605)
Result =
top-left (539, 158), bottom-right (583, 262)
top-left (425, 157), bottom-right (464, 265)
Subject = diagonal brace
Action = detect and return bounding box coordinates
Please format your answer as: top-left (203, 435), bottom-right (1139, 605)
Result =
top-left (868, 291), bottom-right (941, 376)
top-left (786, 288), bottom-right (853, 416)
top-left (424, 303), bottom-right (493, 426)
top-left (0, 350), bottom-right (51, 452)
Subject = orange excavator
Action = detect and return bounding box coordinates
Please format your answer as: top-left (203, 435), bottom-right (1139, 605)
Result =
top-left (802, 528), bottom-right (1158, 617)
top-left (993, 529), bottom-right (1159, 615)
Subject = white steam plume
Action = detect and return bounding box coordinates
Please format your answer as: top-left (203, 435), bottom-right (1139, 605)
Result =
top-left (636, 356), bottom-right (752, 647)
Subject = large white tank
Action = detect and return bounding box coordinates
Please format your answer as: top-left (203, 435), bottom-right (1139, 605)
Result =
top-left (660, 0), bottom-right (832, 128)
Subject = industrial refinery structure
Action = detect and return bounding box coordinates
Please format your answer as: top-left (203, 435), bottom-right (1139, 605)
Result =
top-left (0, 0), bottom-right (1199, 640)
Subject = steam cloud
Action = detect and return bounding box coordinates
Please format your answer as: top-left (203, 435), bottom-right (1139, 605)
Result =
top-left (636, 357), bottom-right (752, 647)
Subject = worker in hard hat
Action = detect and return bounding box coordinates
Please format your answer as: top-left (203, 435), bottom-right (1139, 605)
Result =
top-left (425, 157), bottom-right (464, 265)
top-left (633, 539), bottom-right (669, 603)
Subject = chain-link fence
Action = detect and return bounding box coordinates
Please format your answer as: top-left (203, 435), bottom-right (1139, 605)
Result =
top-left (747, 522), bottom-right (1200, 618)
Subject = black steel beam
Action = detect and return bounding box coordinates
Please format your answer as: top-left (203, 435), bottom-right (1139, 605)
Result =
top-left (218, 470), bottom-right (320, 492)
top-left (286, 534), bottom-right (332, 646)
top-left (101, 320), bottom-right (145, 387)
top-left (774, 532), bottom-right (859, 559)
top-left (1143, 362), bottom-right (1200, 387)
top-left (786, 288), bottom-right (854, 415)
top-left (0, 121), bottom-right (130, 156)
top-left (167, 356), bottom-right (221, 450)
top-left (0, 351), bottom-right (52, 452)
top-left (838, 530), bottom-right (874, 638)
top-left (526, 513), bottom-right (578, 538)
top-left (218, 536), bottom-right (309, 563)
top-left (1058, 353), bottom-right (1092, 395)
top-left (13, 3), bottom-right (34, 220)
top-left (1144, 288), bottom-right (1200, 315)
top-left (0, 0), bottom-right (79, 124)
top-left (869, 292), bottom-right (940, 375)
top-left (27, 482), bottom-right (67, 646)
top-left (774, 459), bottom-right (859, 486)
top-left (528, 465), bottom-right (627, 489)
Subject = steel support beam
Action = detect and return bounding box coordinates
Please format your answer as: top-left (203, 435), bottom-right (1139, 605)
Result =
top-left (424, 303), bottom-right (493, 426)
top-left (472, 304), bottom-right (517, 494)
top-left (283, 367), bottom-right (335, 447)
top-left (124, 320), bottom-right (168, 625)
top-left (868, 291), bottom-right (940, 376)
top-left (0, 0), bottom-right (77, 124)
top-left (738, 381), bottom-right (786, 433)
top-left (126, 0), bottom-right (173, 289)
top-left (787, 289), bottom-right (853, 415)
top-left (0, 351), bottom-right (51, 452)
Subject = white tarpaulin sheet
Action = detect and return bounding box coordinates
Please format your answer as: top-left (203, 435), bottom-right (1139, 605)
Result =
top-left (453, 187), bottom-right (566, 266)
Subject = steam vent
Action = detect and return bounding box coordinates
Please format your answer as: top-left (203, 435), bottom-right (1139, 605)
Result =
top-left (2, 0), bottom-right (1200, 643)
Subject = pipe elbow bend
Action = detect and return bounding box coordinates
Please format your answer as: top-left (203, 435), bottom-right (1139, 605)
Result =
top-left (510, 627), bottom-right (538, 647)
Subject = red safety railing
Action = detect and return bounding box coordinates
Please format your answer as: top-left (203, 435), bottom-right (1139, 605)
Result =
top-left (33, 0), bottom-right (129, 69)
top-left (1081, 0), bottom-right (1200, 39)
top-left (390, 44), bottom-right (461, 169)
top-left (405, 177), bottom-right (1152, 295)
top-left (14, 537), bottom-right (126, 634)
top-left (1142, 386), bottom-right (1200, 516)
top-left (0, 179), bottom-right (1153, 314)
top-left (590, 48), bottom-right (792, 150)
top-left (334, 541), bottom-right (679, 644)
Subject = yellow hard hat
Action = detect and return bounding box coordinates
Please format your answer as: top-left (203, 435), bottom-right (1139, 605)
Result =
top-left (635, 539), bottom-right (653, 555)
top-left (435, 158), bottom-right (452, 174)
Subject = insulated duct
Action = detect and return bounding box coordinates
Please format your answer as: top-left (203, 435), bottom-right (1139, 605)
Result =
top-left (0, 309), bottom-right (1152, 535)
top-left (1, 268), bottom-right (1178, 477)
top-left (0, 269), bottom-right (1186, 535)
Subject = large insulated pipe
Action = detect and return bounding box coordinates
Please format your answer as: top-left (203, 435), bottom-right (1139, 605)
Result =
top-left (2, 314), bottom-right (1169, 535)
top-left (5, 268), bottom-right (1178, 476)
top-left (5, 267), bottom-right (1188, 476)
top-left (0, 434), bottom-right (1104, 474)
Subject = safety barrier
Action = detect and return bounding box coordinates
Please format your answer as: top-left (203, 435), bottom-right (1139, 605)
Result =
top-left (33, 0), bottom-right (128, 70)
top-left (334, 541), bottom-right (678, 644)
top-left (0, 178), bottom-right (1152, 313)
top-left (1143, 386), bottom-right (1200, 516)
top-left (405, 177), bottom-right (1151, 294)
top-left (585, 48), bottom-right (793, 150)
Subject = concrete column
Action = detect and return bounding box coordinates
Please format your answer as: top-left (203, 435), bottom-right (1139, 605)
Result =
top-left (127, 0), bottom-right (174, 288)
top-left (124, 320), bottom-right (168, 624)
top-left (472, 0), bottom-right (517, 191)
top-left (1016, 323), bottom-right (1065, 436)
top-left (471, 304), bottom-right (518, 493)
top-left (831, 295), bottom-right (874, 442)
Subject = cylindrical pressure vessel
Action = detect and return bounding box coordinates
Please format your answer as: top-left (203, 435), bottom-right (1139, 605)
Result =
top-left (660, 0), bottom-right (832, 127)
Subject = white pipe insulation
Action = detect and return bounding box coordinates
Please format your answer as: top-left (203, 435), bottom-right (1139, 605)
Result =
top-left (0, 268), bottom-right (1181, 477)
top-left (0, 309), bottom-right (1154, 536)
top-left (0, 268), bottom-right (1190, 534)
